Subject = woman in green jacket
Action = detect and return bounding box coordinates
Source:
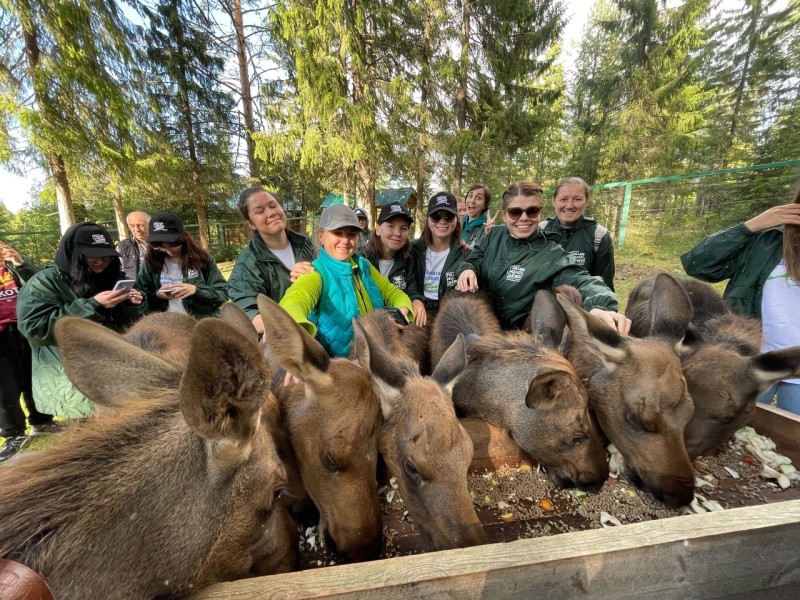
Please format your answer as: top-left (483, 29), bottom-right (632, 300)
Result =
top-left (462, 184), bottom-right (492, 250)
top-left (362, 201), bottom-right (422, 316)
top-left (17, 222), bottom-right (145, 418)
top-left (228, 187), bottom-right (316, 337)
top-left (137, 212), bottom-right (228, 318)
top-left (539, 177), bottom-right (616, 290)
top-left (280, 204), bottom-right (413, 358)
top-left (456, 180), bottom-right (630, 333)
top-left (680, 200), bottom-right (800, 318)
top-left (409, 192), bottom-right (466, 325)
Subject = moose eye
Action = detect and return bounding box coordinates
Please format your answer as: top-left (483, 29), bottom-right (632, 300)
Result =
top-left (273, 486), bottom-right (286, 502)
top-left (321, 452), bottom-right (342, 473)
top-left (626, 413), bottom-right (645, 431)
top-left (403, 459), bottom-right (422, 485)
top-left (570, 435), bottom-right (587, 447)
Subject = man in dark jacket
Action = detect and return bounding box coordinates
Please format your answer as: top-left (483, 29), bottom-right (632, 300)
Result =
top-left (0, 240), bottom-right (64, 462)
top-left (116, 211), bottom-right (150, 279)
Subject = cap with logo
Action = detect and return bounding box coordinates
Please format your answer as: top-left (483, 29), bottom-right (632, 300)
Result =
top-left (354, 207), bottom-right (369, 220)
top-left (319, 204), bottom-right (364, 232)
top-left (74, 224), bottom-right (120, 258)
top-left (377, 202), bottom-right (413, 224)
top-left (148, 212), bottom-right (185, 243)
top-left (427, 191), bottom-right (458, 216)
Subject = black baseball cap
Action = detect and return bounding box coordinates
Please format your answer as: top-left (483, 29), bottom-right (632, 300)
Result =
top-left (148, 212), bottom-right (184, 243)
top-left (74, 224), bottom-right (120, 258)
top-left (377, 202), bottom-right (413, 224)
top-left (427, 191), bottom-right (458, 216)
top-left (354, 207), bottom-right (368, 220)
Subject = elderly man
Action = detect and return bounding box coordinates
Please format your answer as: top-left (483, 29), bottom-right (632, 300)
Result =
top-left (117, 211), bottom-right (150, 279)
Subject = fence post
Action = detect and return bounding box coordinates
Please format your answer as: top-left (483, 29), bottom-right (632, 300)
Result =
top-left (617, 182), bottom-right (633, 249)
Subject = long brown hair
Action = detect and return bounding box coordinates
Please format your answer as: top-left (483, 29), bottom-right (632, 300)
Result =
top-left (784, 184), bottom-right (800, 284)
top-left (145, 231), bottom-right (208, 274)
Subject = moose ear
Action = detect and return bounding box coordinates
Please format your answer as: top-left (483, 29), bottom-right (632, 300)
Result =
top-left (525, 370), bottom-right (573, 409)
top-left (431, 333), bottom-right (468, 393)
top-left (257, 294), bottom-right (331, 383)
top-left (56, 317), bottom-right (181, 407)
top-left (219, 302), bottom-right (260, 346)
top-left (649, 273), bottom-right (693, 348)
top-left (531, 289), bottom-right (567, 350)
top-left (352, 319), bottom-right (405, 420)
top-left (558, 295), bottom-right (627, 369)
top-left (180, 319), bottom-right (270, 442)
top-left (750, 346), bottom-right (800, 391)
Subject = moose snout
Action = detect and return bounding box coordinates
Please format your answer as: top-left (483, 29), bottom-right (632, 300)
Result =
top-left (626, 465), bottom-right (695, 507)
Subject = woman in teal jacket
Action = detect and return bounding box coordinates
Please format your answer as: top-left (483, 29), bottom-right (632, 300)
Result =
top-left (17, 222), bottom-right (145, 418)
top-left (228, 187), bottom-right (317, 337)
top-left (457, 180), bottom-right (630, 333)
top-left (462, 184), bottom-right (492, 250)
top-left (409, 192), bottom-right (467, 325)
top-left (137, 212), bottom-right (228, 318)
top-left (280, 204), bottom-right (413, 358)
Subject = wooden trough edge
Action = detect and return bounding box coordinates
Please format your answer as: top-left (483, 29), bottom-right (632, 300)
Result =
top-left (191, 405), bottom-right (800, 599)
top-left (193, 499), bottom-right (800, 599)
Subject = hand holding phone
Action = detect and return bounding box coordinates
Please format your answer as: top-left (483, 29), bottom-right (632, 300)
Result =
top-left (112, 279), bottom-right (136, 294)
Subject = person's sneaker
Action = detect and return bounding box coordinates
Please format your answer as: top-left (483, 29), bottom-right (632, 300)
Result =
top-left (30, 421), bottom-right (67, 436)
top-left (0, 435), bottom-right (29, 462)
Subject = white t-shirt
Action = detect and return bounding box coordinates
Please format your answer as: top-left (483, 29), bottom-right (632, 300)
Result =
top-left (270, 244), bottom-right (296, 270)
top-left (424, 248), bottom-right (449, 300)
top-left (761, 260), bottom-right (800, 385)
top-left (160, 258), bottom-right (187, 315)
top-left (378, 258), bottom-right (394, 278)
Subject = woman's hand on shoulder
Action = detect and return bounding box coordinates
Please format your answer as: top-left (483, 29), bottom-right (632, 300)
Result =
top-left (290, 261), bottom-right (315, 282)
top-left (456, 269), bottom-right (479, 292)
top-left (589, 308), bottom-right (631, 335)
top-left (745, 203), bottom-right (800, 233)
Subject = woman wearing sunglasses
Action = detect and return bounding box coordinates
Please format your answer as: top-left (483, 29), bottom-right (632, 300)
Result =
top-left (137, 211), bottom-right (228, 317)
top-left (456, 180), bottom-right (630, 334)
top-left (408, 192), bottom-right (466, 325)
top-left (539, 177), bottom-right (615, 290)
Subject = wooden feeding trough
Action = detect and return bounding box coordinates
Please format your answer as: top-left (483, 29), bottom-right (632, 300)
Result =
top-left (192, 405), bottom-right (800, 599)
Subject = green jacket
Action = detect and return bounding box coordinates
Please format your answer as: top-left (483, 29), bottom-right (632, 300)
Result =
top-left (362, 249), bottom-right (419, 297)
top-left (137, 253), bottom-right (228, 318)
top-left (539, 215), bottom-right (616, 290)
top-left (409, 237), bottom-right (467, 306)
top-left (681, 223), bottom-right (783, 318)
top-left (462, 213), bottom-right (488, 250)
top-left (280, 259), bottom-right (413, 339)
top-left (17, 265), bottom-right (145, 418)
top-left (457, 226), bottom-right (618, 330)
top-left (227, 231), bottom-right (317, 320)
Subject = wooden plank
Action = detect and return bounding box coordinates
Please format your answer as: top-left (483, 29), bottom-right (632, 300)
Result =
top-left (750, 404), bottom-right (800, 464)
top-left (192, 500), bottom-right (800, 599)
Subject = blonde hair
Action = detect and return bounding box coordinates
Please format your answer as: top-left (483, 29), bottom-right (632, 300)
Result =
top-left (784, 183), bottom-right (800, 284)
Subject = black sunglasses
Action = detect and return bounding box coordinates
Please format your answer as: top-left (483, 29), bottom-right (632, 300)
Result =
top-left (506, 206), bottom-right (542, 220)
top-left (429, 212), bottom-right (456, 223)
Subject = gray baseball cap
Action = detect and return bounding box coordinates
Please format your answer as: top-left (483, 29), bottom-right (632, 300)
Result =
top-left (319, 204), bottom-right (364, 232)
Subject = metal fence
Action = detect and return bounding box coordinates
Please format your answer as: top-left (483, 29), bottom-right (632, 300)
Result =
top-left (577, 160), bottom-right (800, 258)
top-left (4, 160), bottom-right (799, 267)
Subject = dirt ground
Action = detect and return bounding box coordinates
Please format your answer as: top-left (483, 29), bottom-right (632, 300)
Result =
top-left (295, 428), bottom-right (800, 569)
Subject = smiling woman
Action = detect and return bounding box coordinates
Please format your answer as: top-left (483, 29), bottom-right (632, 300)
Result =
top-left (279, 204), bottom-right (414, 358)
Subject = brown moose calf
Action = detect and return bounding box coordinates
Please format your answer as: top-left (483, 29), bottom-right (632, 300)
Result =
top-left (626, 274), bottom-right (800, 458)
top-left (0, 317), bottom-right (297, 599)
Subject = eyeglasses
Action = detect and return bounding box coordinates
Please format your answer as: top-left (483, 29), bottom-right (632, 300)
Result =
top-left (506, 206), bottom-right (542, 220)
top-left (151, 242), bottom-right (182, 251)
top-left (429, 212), bottom-right (456, 223)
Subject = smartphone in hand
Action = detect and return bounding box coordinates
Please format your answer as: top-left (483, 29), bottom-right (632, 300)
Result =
top-left (112, 279), bottom-right (136, 294)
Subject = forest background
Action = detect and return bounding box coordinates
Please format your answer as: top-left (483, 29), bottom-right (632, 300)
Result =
top-left (1, 0), bottom-right (799, 295)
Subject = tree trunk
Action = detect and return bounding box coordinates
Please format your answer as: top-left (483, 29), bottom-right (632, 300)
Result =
top-left (195, 194), bottom-right (209, 250)
top-left (227, 0), bottom-right (260, 179)
top-left (453, 0), bottom-right (471, 197)
top-left (112, 191), bottom-right (126, 242)
top-left (21, 11), bottom-right (75, 232)
top-left (414, 1), bottom-right (434, 234)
